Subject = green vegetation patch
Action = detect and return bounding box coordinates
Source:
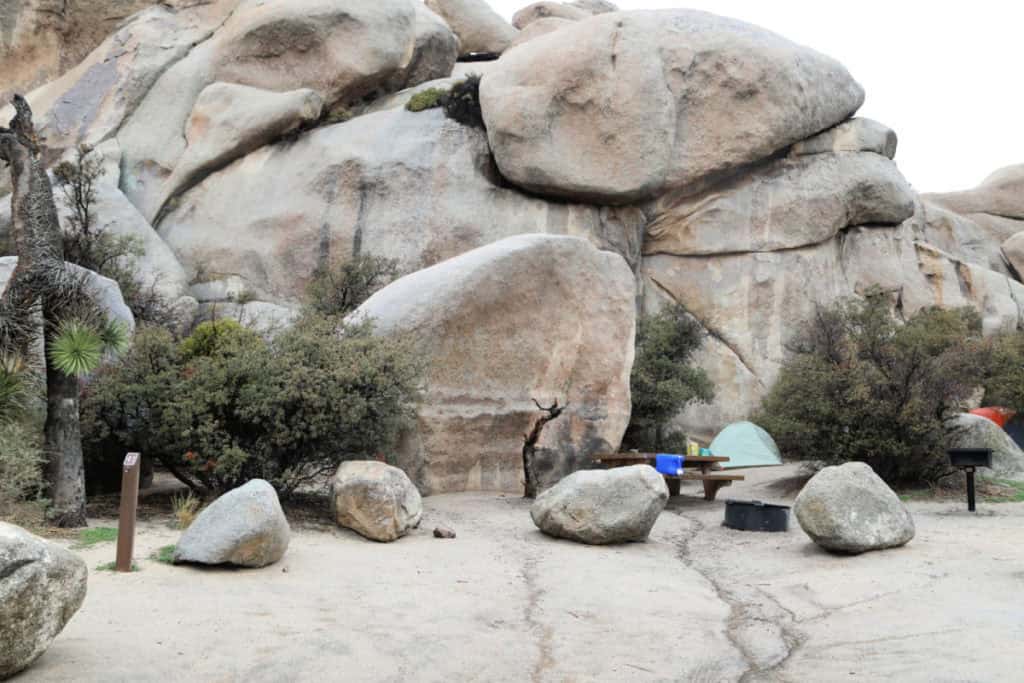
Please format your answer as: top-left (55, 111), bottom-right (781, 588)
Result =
top-left (152, 545), bottom-right (177, 565)
top-left (75, 526), bottom-right (118, 548)
top-left (406, 87), bottom-right (448, 112)
top-left (983, 478), bottom-right (1024, 503)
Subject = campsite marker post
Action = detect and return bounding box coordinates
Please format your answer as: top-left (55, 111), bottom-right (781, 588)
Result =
top-left (115, 453), bottom-right (141, 572)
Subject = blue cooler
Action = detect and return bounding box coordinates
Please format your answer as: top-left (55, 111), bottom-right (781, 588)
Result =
top-left (655, 453), bottom-right (685, 476)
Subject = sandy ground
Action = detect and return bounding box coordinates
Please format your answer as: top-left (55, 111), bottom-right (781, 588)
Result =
top-left (14, 465), bottom-right (1024, 683)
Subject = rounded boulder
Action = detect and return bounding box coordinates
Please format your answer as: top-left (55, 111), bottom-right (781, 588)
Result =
top-left (332, 461), bottom-right (423, 542)
top-left (530, 465), bottom-right (668, 544)
top-left (173, 479), bottom-right (290, 568)
top-left (794, 462), bottom-right (914, 554)
top-left (0, 523), bottom-right (88, 678)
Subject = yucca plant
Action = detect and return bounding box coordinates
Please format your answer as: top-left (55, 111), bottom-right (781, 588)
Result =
top-left (49, 321), bottom-right (104, 376)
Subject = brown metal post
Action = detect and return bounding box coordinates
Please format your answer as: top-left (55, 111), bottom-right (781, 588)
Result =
top-left (115, 453), bottom-right (141, 572)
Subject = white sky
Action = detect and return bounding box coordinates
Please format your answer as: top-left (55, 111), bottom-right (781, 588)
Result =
top-left (489, 0), bottom-right (1022, 193)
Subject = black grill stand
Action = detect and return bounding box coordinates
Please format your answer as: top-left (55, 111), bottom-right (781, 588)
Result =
top-left (965, 466), bottom-right (977, 512)
top-left (947, 448), bottom-right (992, 512)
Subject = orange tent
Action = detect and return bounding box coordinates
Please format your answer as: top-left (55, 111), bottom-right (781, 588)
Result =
top-left (969, 406), bottom-right (1015, 428)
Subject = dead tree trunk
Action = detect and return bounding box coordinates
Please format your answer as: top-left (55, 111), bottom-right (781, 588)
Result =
top-left (522, 398), bottom-right (566, 499)
top-left (1, 96), bottom-right (87, 527)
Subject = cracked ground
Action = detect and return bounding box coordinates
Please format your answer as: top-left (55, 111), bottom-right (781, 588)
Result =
top-left (20, 465), bottom-right (1024, 682)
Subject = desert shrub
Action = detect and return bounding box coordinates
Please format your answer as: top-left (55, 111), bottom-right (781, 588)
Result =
top-left (622, 305), bottom-right (714, 451)
top-left (54, 145), bottom-right (177, 328)
top-left (755, 289), bottom-right (985, 486)
top-left (442, 74), bottom-right (485, 129)
top-left (172, 492), bottom-right (202, 529)
top-left (81, 315), bottom-right (422, 496)
top-left (306, 253), bottom-right (399, 318)
top-left (406, 87), bottom-right (447, 112)
top-left (0, 421), bottom-right (46, 515)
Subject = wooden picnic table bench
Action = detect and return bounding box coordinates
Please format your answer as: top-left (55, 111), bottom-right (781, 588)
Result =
top-left (593, 452), bottom-right (745, 501)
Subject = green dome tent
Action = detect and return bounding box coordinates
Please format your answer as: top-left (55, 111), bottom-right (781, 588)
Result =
top-left (709, 421), bottom-right (783, 469)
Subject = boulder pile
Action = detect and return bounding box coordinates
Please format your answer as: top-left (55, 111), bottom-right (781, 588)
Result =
top-left (2, 0), bottom-right (1022, 490)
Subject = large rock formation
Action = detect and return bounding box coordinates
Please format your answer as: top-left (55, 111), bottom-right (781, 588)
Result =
top-left (794, 462), bottom-right (915, 554)
top-left (156, 107), bottom-right (644, 303)
top-left (3, 0), bottom-right (1023, 484)
top-left (351, 234), bottom-right (636, 494)
top-left (530, 465), bottom-right (668, 544)
top-left (0, 522), bottom-right (88, 678)
top-left (480, 10), bottom-right (864, 203)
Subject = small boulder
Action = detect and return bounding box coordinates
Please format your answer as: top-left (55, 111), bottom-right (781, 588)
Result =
top-left (794, 462), bottom-right (915, 554)
top-left (508, 17), bottom-right (575, 49)
top-left (512, 2), bottom-right (589, 29)
top-left (433, 525), bottom-right (457, 539)
top-left (789, 117), bottom-right (898, 159)
top-left (425, 0), bottom-right (518, 55)
top-left (0, 523), bottom-right (88, 679)
top-left (332, 461), bottom-right (423, 542)
top-left (173, 480), bottom-right (290, 567)
top-left (531, 465), bottom-right (668, 544)
top-left (945, 413), bottom-right (1024, 479)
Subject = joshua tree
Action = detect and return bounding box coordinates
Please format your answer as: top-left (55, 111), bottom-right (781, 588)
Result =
top-left (0, 95), bottom-right (124, 527)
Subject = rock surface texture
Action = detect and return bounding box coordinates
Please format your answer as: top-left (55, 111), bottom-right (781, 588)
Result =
top-left (331, 461), bottom-right (424, 542)
top-left (352, 234), bottom-right (636, 494)
top-left (0, 522), bottom-right (88, 679)
top-left (531, 465), bottom-right (669, 544)
top-left (794, 462), bottom-right (915, 554)
top-left (173, 479), bottom-right (290, 567)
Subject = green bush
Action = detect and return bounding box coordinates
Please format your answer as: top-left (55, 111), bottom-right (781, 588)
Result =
top-left (0, 421), bottom-right (46, 515)
top-left (755, 289), bottom-right (984, 486)
top-left (406, 87), bottom-right (447, 112)
top-left (81, 315), bottom-right (422, 496)
top-left (622, 304), bottom-right (713, 451)
top-left (442, 75), bottom-right (485, 129)
top-left (306, 253), bottom-right (399, 318)
top-left (178, 319), bottom-right (260, 359)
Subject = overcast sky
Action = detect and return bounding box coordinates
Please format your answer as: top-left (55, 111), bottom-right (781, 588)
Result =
top-left (488, 0), bottom-right (1021, 193)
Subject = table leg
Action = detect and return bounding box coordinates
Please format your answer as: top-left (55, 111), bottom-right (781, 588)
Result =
top-left (666, 477), bottom-right (681, 497)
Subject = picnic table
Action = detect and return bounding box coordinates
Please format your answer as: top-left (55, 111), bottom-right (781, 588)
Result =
top-left (593, 452), bottom-right (745, 501)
